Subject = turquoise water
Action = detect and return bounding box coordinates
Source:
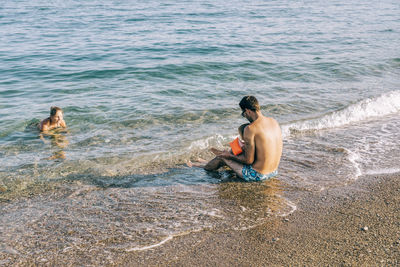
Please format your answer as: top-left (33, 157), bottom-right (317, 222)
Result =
top-left (1, 0), bottom-right (400, 263)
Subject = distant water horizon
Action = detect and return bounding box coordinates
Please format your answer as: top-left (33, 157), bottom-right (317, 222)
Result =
top-left (1, 0), bottom-right (399, 263)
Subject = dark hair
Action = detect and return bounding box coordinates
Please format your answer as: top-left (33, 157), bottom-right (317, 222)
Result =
top-left (238, 123), bottom-right (249, 136)
top-left (50, 106), bottom-right (63, 116)
top-left (239, 96), bottom-right (260, 112)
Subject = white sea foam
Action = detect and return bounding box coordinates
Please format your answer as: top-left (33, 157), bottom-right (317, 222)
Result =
top-left (126, 235), bottom-right (174, 252)
top-left (345, 148), bottom-right (363, 179)
top-left (125, 228), bottom-right (204, 252)
top-left (233, 222), bottom-right (264, 231)
top-left (187, 134), bottom-right (227, 150)
top-left (232, 198), bottom-right (298, 231)
top-left (277, 197), bottom-right (298, 217)
top-left (282, 91), bottom-right (400, 137)
top-left (206, 208), bottom-right (224, 219)
top-left (365, 168), bottom-right (400, 175)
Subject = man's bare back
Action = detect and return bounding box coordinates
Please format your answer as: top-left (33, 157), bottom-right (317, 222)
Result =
top-left (204, 96), bottom-right (282, 181)
top-left (246, 115), bottom-right (282, 174)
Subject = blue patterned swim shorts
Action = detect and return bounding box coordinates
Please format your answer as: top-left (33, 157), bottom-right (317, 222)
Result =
top-left (242, 165), bottom-right (278, 182)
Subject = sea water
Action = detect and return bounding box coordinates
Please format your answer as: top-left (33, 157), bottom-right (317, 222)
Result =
top-left (1, 0), bottom-right (399, 264)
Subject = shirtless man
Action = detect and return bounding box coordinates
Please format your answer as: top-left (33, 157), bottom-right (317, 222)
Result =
top-left (204, 96), bottom-right (283, 181)
top-left (39, 106), bottom-right (67, 132)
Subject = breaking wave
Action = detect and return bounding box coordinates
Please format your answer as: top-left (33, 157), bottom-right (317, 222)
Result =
top-left (282, 90), bottom-right (400, 137)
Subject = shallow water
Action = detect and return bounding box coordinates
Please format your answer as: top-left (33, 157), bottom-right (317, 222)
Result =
top-left (1, 0), bottom-right (400, 263)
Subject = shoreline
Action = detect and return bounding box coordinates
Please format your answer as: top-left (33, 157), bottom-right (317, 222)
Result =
top-left (119, 173), bottom-right (400, 266)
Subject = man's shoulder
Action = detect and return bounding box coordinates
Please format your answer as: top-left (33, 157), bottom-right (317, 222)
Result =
top-left (252, 116), bottom-right (273, 127)
top-left (263, 116), bottom-right (279, 126)
top-left (256, 116), bottom-right (280, 134)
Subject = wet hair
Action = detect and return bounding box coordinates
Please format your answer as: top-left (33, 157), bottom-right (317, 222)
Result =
top-left (239, 95), bottom-right (260, 112)
top-left (50, 106), bottom-right (63, 116)
top-left (238, 123), bottom-right (249, 137)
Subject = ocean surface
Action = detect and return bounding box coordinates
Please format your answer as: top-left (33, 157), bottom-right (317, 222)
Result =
top-left (1, 0), bottom-right (399, 264)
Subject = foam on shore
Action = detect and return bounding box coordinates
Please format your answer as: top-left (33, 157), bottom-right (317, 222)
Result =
top-left (282, 91), bottom-right (400, 137)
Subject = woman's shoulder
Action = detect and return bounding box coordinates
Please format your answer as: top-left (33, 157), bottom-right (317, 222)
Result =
top-left (39, 117), bottom-right (50, 130)
top-left (40, 117), bottom-right (50, 124)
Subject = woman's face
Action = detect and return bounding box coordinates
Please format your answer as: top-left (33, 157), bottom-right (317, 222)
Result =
top-left (51, 110), bottom-right (63, 123)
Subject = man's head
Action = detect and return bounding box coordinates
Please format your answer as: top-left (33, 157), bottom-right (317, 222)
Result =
top-left (239, 96), bottom-right (260, 122)
top-left (50, 106), bottom-right (63, 123)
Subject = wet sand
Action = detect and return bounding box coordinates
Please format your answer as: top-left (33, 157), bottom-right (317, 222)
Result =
top-left (119, 173), bottom-right (400, 266)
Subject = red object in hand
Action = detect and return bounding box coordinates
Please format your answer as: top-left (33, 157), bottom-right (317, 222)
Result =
top-left (229, 137), bottom-right (243, 155)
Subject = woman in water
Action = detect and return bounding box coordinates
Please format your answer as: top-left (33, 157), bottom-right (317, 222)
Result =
top-left (38, 106), bottom-right (68, 159)
top-left (39, 106), bottom-right (67, 132)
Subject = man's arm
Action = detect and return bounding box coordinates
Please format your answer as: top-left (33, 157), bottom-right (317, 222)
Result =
top-left (220, 127), bottom-right (255, 165)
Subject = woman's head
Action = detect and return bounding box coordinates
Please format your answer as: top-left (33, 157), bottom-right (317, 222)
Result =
top-left (50, 106), bottom-right (63, 122)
